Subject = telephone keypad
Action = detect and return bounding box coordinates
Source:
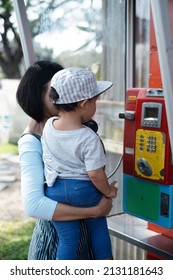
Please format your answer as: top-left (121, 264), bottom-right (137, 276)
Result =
top-left (138, 134), bottom-right (157, 153)
top-left (146, 135), bottom-right (157, 152)
top-left (135, 129), bottom-right (166, 181)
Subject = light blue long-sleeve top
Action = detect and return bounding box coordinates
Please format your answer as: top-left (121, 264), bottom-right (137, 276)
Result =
top-left (18, 133), bottom-right (57, 220)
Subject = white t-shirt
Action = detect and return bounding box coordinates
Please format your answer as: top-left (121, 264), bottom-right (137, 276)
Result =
top-left (42, 117), bottom-right (106, 186)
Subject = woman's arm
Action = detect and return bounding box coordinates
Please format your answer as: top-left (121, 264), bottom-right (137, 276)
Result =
top-left (18, 134), bottom-right (112, 221)
top-left (52, 196), bottom-right (112, 221)
top-left (18, 134), bottom-right (57, 220)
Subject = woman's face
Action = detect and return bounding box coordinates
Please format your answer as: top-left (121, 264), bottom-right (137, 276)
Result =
top-left (43, 82), bottom-right (58, 119)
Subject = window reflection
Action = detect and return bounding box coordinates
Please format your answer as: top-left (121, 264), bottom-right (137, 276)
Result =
top-left (135, 0), bottom-right (150, 87)
top-left (96, 0), bottom-right (125, 150)
top-left (26, 0), bottom-right (126, 149)
top-left (24, 0), bottom-right (126, 213)
top-left (28, 0), bottom-right (103, 68)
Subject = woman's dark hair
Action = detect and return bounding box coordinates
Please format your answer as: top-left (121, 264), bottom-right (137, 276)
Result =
top-left (16, 60), bottom-right (64, 122)
top-left (50, 87), bottom-right (78, 112)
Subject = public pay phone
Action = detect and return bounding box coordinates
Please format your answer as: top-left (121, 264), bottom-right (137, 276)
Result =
top-left (121, 87), bottom-right (173, 228)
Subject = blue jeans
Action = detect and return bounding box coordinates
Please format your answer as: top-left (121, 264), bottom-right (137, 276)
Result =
top-left (45, 178), bottom-right (112, 260)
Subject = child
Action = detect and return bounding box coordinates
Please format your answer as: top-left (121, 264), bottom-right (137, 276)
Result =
top-left (42, 67), bottom-right (118, 260)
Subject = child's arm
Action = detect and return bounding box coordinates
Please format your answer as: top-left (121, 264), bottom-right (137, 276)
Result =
top-left (88, 167), bottom-right (118, 198)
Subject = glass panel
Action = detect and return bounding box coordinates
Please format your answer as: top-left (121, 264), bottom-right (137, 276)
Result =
top-left (0, 1), bottom-right (28, 143)
top-left (135, 0), bottom-right (150, 87)
top-left (24, 0), bottom-right (126, 152)
top-left (96, 0), bottom-right (125, 153)
top-left (26, 0), bottom-right (103, 68)
top-left (25, 0), bottom-right (126, 213)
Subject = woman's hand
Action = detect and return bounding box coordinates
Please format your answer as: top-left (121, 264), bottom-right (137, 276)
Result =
top-left (94, 196), bottom-right (113, 217)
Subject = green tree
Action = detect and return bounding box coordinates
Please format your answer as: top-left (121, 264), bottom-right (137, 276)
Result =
top-left (0, 0), bottom-right (22, 78)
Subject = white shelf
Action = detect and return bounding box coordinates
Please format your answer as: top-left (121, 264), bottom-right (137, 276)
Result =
top-left (102, 138), bottom-right (123, 154)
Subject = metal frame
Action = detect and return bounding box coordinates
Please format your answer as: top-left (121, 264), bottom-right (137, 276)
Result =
top-left (126, 0), bottom-right (135, 88)
top-left (150, 0), bottom-right (173, 157)
top-left (108, 214), bottom-right (173, 260)
top-left (12, 0), bottom-right (36, 68)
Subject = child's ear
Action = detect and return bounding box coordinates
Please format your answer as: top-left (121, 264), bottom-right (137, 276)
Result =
top-left (78, 100), bottom-right (88, 108)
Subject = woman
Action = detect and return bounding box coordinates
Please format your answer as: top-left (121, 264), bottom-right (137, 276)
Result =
top-left (16, 60), bottom-right (113, 260)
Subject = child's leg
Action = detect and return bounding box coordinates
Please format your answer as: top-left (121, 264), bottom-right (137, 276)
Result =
top-left (86, 217), bottom-right (113, 260)
top-left (52, 220), bottom-right (80, 260)
top-left (45, 179), bottom-right (81, 260)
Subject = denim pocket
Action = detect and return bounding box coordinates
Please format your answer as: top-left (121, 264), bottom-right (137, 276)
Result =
top-left (68, 180), bottom-right (102, 207)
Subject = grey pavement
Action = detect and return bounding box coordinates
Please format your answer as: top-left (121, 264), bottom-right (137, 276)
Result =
top-left (0, 154), bottom-right (30, 221)
top-left (0, 157), bottom-right (16, 191)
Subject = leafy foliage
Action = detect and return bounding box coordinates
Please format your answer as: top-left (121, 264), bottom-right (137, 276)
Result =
top-left (0, 0), bottom-right (22, 78)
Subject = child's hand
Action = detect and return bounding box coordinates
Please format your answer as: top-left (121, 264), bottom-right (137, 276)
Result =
top-left (105, 181), bottom-right (118, 198)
